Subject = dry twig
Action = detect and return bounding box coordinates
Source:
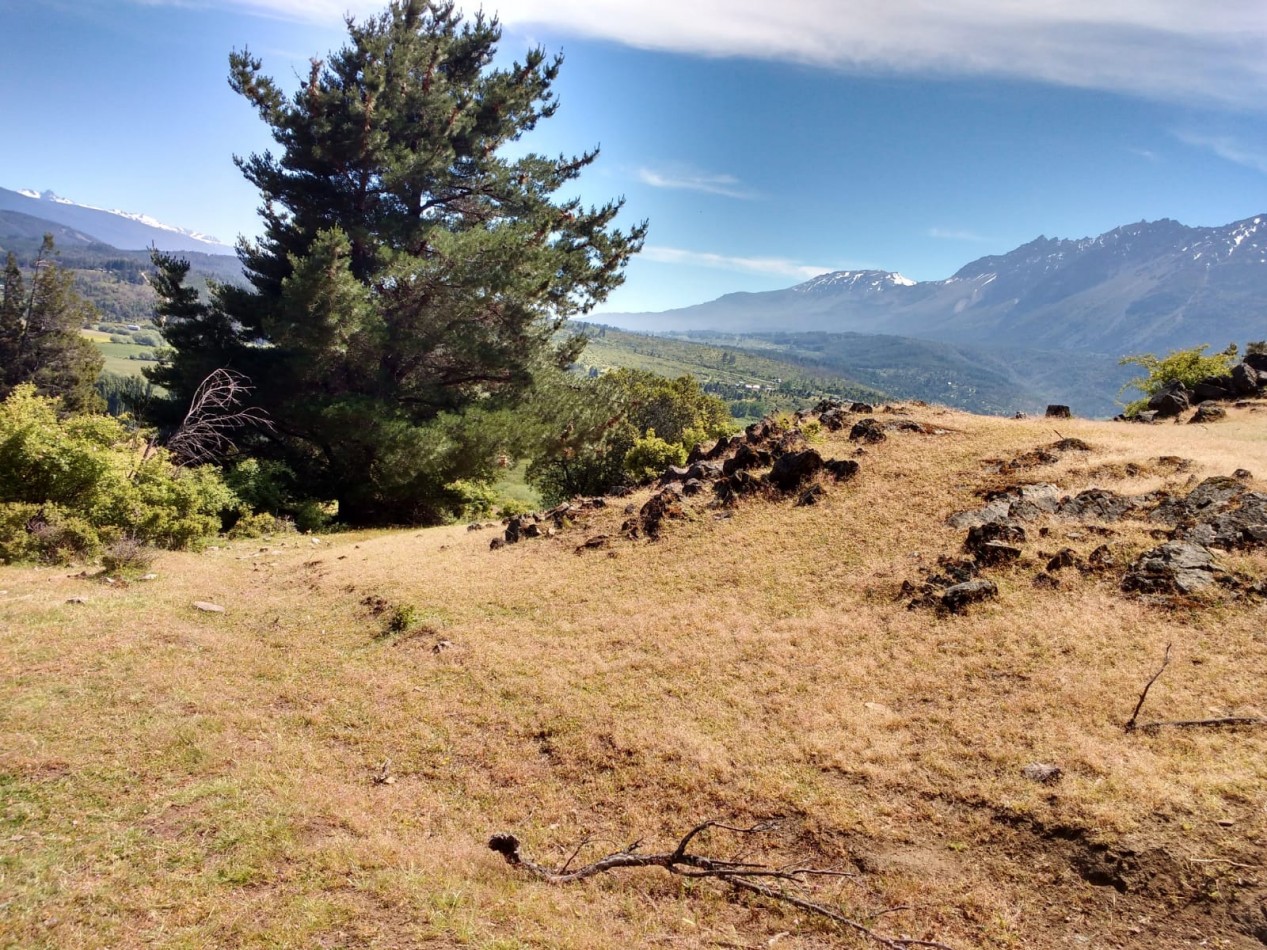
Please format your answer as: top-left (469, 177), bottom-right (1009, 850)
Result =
top-left (1126, 644), bottom-right (1267, 732)
top-left (489, 820), bottom-right (953, 950)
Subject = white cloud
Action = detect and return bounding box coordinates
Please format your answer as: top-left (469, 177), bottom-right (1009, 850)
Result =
top-left (640, 245), bottom-right (838, 279)
top-left (187, 0), bottom-right (1267, 108)
top-left (927, 227), bottom-right (988, 242)
top-left (1173, 131), bottom-right (1267, 175)
top-left (636, 167), bottom-right (753, 199)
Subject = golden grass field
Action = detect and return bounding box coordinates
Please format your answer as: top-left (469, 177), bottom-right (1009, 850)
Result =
top-left (2, 403), bottom-right (1266, 949)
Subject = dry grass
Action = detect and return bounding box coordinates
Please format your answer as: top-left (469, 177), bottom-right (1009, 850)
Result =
top-left (3, 404), bottom-right (1266, 949)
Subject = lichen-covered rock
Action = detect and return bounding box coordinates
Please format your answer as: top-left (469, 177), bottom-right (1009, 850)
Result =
top-left (1122, 541), bottom-right (1217, 595)
top-left (849, 418), bottom-right (887, 443)
top-left (1190, 403), bottom-right (1228, 424)
top-left (941, 579), bottom-right (998, 612)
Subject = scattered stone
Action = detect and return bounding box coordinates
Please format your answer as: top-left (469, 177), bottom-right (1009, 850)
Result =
top-left (850, 402), bottom-right (875, 413)
top-left (974, 540), bottom-right (1022, 566)
top-left (193, 601), bottom-right (225, 613)
top-left (1086, 544), bottom-right (1116, 571)
top-left (640, 488), bottom-right (687, 540)
top-left (1046, 548), bottom-right (1081, 572)
top-left (795, 484), bottom-right (826, 507)
top-left (66, 596), bottom-right (89, 605)
top-left (681, 478), bottom-right (706, 496)
top-left (659, 464), bottom-right (691, 484)
top-left (1134, 410), bottom-right (1159, 424)
top-left (1122, 541), bottom-right (1217, 595)
top-left (824, 459), bottom-right (860, 482)
top-left (489, 537), bottom-right (505, 550)
top-left (1032, 572), bottom-right (1061, 589)
top-left (767, 449), bottom-right (824, 492)
top-left (1045, 405), bottom-right (1072, 418)
top-left (432, 639), bottom-right (454, 654)
top-left (1050, 438), bottom-right (1092, 453)
top-left (1057, 488), bottom-right (1137, 522)
top-left (1190, 403), bottom-right (1227, 424)
top-left (466, 522), bottom-right (485, 531)
top-left (965, 520), bottom-right (1026, 556)
top-left (575, 535), bottom-right (610, 553)
top-left (819, 407), bottom-right (850, 431)
top-left (1193, 377), bottom-right (1234, 402)
top-left (1022, 763), bottom-right (1064, 784)
top-left (1234, 469), bottom-right (1253, 480)
top-left (722, 443), bottom-right (767, 476)
top-left (941, 579), bottom-right (998, 613)
top-left (849, 418), bottom-right (887, 443)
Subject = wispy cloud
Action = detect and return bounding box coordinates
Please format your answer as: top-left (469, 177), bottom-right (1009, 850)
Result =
top-left (1173, 131), bottom-right (1267, 175)
top-left (641, 245), bottom-right (838, 279)
top-left (178, 0), bottom-right (1267, 108)
top-left (636, 167), bottom-right (753, 199)
top-left (927, 227), bottom-right (988, 242)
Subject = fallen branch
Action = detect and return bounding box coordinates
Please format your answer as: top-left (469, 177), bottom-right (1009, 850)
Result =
top-left (489, 820), bottom-right (953, 950)
top-left (1126, 644), bottom-right (1267, 732)
top-left (1125, 643), bottom-right (1171, 732)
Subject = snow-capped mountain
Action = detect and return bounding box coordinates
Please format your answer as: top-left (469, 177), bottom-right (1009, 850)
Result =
top-left (596, 213), bottom-right (1267, 357)
top-left (0, 187), bottom-right (234, 255)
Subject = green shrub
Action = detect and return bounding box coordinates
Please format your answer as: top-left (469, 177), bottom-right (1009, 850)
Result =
top-left (1119, 344), bottom-right (1238, 415)
top-left (226, 458), bottom-right (332, 533)
top-left (623, 429), bottom-right (687, 483)
top-left (0, 385), bottom-right (240, 562)
top-left (446, 479), bottom-right (499, 520)
top-left (495, 499), bottom-right (536, 519)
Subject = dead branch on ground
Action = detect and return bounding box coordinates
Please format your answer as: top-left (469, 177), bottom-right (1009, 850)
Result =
top-left (489, 819), bottom-right (953, 950)
top-left (1126, 643), bottom-right (1267, 733)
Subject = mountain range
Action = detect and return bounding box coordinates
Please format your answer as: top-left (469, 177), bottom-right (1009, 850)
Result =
top-left (599, 214), bottom-right (1267, 358)
top-left (0, 187), bottom-right (234, 256)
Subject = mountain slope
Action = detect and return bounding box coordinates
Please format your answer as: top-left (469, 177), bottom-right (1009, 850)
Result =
top-left (600, 214), bottom-right (1267, 357)
top-left (0, 187), bottom-right (234, 256)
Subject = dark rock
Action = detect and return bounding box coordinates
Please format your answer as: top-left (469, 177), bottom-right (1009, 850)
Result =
top-left (1231, 362), bottom-right (1261, 395)
top-left (745, 419), bottom-right (776, 444)
top-left (686, 460), bottom-right (725, 481)
top-left (813, 397), bottom-right (844, 413)
top-left (850, 402), bottom-right (875, 413)
top-left (1148, 386), bottom-right (1190, 418)
top-left (1234, 469), bottom-right (1253, 480)
top-left (929, 557), bottom-right (979, 587)
top-left (640, 489), bottom-right (687, 540)
top-left (819, 407), bottom-right (850, 431)
top-left (1193, 376), bottom-right (1235, 402)
top-left (974, 540), bottom-right (1023, 566)
top-left (1152, 476), bottom-right (1244, 525)
top-left (849, 418), bottom-right (887, 443)
top-left (520, 522), bottom-right (542, 539)
top-left (1123, 541), bottom-right (1217, 594)
top-left (824, 459), bottom-right (860, 482)
top-left (659, 464), bottom-right (691, 483)
top-left (681, 478), bottom-right (706, 497)
top-left (686, 442), bottom-right (710, 464)
top-left (1244, 351), bottom-right (1267, 374)
top-left (1058, 489), bottom-right (1137, 522)
top-left (768, 449), bottom-right (824, 492)
top-left (1087, 544), bottom-right (1116, 570)
top-left (489, 537), bottom-right (505, 550)
top-left (769, 429), bottom-right (808, 458)
top-left (722, 443), bottom-right (766, 477)
top-left (467, 523), bottom-right (485, 531)
top-left (1051, 438), bottom-right (1092, 452)
top-left (1134, 410), bottom-right (1159, 424)
top-left (574, 535), bottom-right (610, 553)
top-left (504, 517), bottom-right (524, 544)
top-left (1046, 548), bottom-right (1081, 572)
top-left (713, 469), bottom-right (766, 506)
top-left (1189, 403), bottom-right (1227, 424)
top-left (965, 520), bottom-right (1026, 554)
top-left (1045, 405), bottom-right (1072, 418)
top-left (941, 579), bottom-right (998, 613)
top-left (795, 484), bottom-right (826, 507)
top-left (1033, 572), bottom-right (1061, 589)
top-left (704, 435), bottom-right (738, 460)
top-left (1176, 492), bottom-right (1267, 550)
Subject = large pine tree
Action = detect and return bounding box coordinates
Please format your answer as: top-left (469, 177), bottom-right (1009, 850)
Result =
top-left (150, 0), bottom-right (645, 525)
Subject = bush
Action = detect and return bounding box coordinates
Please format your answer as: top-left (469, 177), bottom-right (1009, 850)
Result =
top-left (226, 458), bottom-right (332, 533)
top-left (1119, 344), bottom-right (1237, 415)
top-left (0, 385), bottom-right (240, 562)
top-left (623, 429), bottom-right (687, 483)
top-left (101, 537), bottom-right (157, 576)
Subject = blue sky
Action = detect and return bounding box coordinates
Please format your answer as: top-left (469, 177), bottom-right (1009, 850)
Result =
top-left (2, 0), bottom-right (1266, 312)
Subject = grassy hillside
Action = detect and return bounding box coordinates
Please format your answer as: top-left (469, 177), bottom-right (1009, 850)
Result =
top-left (3, 402), bottom-right (1266, 948)
top-left (576, 324), bottom-right (885, 419)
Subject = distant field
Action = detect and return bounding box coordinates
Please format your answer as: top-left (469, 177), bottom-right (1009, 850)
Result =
top-left (83, 329), bottom-right (158, 377)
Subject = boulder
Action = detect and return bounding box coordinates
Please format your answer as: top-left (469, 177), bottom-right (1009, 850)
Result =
top-left (1134, 410), bottom-right (1159, 424)
top-left (849, 418), bottom-right (887, 443)
top-left (824, 459), bottom-right (860, 481)
top-left (1046, 548), bottom-right (1081, 572)
top-left (1244, 352), bottom-right (1267, 374)
top-left (850, 402), bottom-right (875, 413)
top-left (1057, 488), bottom-right (1137, 522)
top-left (1190, 403), bottom-right (1227, 424)
top-left (639, 489), bottom-right (687, 540)
top-left (819, 407), bottom-right (849, 431)
top-left (658, 464), bottom-right (691, 484)
top-left (1231, 362), bottom-right (1261, 395)
top-left (767, 449), bottom-right (824, 492)
top-left (974, 540), bottom-right (1022, 566)
top-left (795, 484), bottom-right (826, 507)
top-left (965, 520), bottom-right (1026, 554)
top-left (1045, 405), bottom-right (1072, 418)
top-left (1148, 384), bottom-right (1190, 418)
top-left (686, 460), bottom-right (725, 481)
top-left (1193, 376), bottom-right (1235, 402)
top-left (681, 478), bottom-right (706, 497)
top-left (1122, 541), bottom-right (1217, 595)
top-left (722, 443), bottom-right (768, 476)
top-left (941, 579), bottom-right (998, 613)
